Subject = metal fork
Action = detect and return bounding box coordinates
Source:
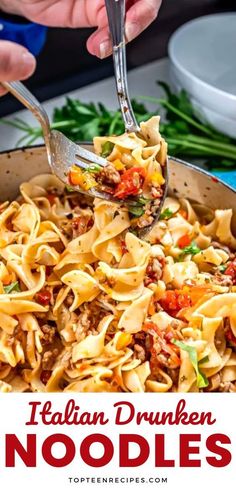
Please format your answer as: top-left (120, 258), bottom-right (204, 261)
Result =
top-left (1, 80), bottom-right (117, 202)
top-left (105, 0), bottom-right (169, 237)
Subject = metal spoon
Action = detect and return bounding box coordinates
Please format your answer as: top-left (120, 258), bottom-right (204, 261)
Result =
top-left (105, 0), bottom-right (168, 237)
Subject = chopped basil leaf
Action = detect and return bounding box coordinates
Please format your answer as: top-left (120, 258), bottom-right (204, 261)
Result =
top-left (218, 264), bottom-right (227, 273)
top-left (159, 208), bottom-right (173, 220)
top-left (128, 205), bottom-right (145, 217)
top-left (181, 241), bottom-right (201, 256)
top-left (101, 141), bottom-right (114, 158)
top-left (4, 281), bottom-right (21, 294)
top-left (136, 196), bottom-right (150, 205)
top-left (86, 163), bottom-right (102, 173)
top-left (173, 339), bottom-right (209, 388)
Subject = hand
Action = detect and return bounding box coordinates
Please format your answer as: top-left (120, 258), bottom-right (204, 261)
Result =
top-left (0, 41), bottom-right (36, 95)
top-left (1, 0), bottom-right (162, 58)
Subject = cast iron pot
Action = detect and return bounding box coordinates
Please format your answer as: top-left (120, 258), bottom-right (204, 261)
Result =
top-left (0, 144), bottom-right (235, 230)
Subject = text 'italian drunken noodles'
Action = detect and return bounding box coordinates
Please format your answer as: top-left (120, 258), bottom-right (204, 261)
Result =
top-left (0, 119), bottom-right (236, 393)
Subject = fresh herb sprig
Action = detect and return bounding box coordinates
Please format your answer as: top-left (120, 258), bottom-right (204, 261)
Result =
top-left (1, 98), bottom-right (154, 148)
top-left (139, 82), bottom-right (236, 169)
top-left (180, 241), bottom-right (201, 256)
top-left (159, 208), bottom-right (174, 220)
top-left (3, 281), bottom-right (21, 294)
top-left (128, 205), bottom-right (145, 217)
top-left (2, 83), bottom-right (236, 170)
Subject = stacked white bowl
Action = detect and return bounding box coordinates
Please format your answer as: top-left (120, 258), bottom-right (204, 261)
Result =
top-left (168, 13), bottom-right (236, 138)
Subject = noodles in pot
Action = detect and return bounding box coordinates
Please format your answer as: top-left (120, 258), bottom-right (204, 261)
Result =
top-left (0, 117), bottom-right (236, 393)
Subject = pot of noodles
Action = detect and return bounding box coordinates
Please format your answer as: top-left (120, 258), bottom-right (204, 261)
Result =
top-left (0, 129), bottom-right (236, 394)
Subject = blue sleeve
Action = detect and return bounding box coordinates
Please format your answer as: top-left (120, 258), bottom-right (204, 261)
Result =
top-left (0, 18), bottom-right (47, 55)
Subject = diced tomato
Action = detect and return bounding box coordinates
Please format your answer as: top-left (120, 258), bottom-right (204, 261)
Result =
top-left (47, 193), bottom-right (56, 205)
top-left (178, 234), bottom-right (191, 249)
top-left (40, 370), bottom-right (52, 385)
top-left (114, 167), bottom-right (146, 199)
top-left (36, 290), bottom-right (51, 306)
top-left (160, 290), bottom-right (192, 317)
top-left (177, 293), bottom-right (192, 308)
top-left (225, 261), bottom-right (236, 283)
top-left (225, 328), bottom-right (236, 346)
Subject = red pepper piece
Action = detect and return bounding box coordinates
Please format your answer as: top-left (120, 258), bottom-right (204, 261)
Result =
top-left (36, 290), bottom-right (51, 306)
top-left (178, 234), bottom-right (191, 249)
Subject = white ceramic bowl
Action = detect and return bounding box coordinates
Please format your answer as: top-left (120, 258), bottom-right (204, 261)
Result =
top-left (168, 13), bottom-right (236, 128)
top-left (170, 66), bottom-right (236, 139)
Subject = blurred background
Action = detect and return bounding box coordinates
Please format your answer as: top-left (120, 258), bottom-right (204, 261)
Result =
top-left (0, 0), bottom-right (235, 116)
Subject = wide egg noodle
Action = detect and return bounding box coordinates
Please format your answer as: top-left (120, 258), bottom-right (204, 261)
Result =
top-left (118, 287), bottom-right (153, 333)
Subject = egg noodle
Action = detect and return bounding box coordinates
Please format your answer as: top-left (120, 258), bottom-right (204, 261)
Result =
top-left (0, 117), bottom-right (236, 393)
top-left (68, 116), bottom-right (167, 231)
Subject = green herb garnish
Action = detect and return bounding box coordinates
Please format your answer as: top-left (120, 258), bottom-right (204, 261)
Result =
top-left (173, 339), bottom-right (209, 388)
top-left (65, 185), bottom-right (74, 193)
top-left (139, 82), bottom-right (236, 169)
top-left (128, 206), bottom-right (145, 217)
top-left (86, 163), bottom-right (102, 173)
top-left (159, 208), bottom-right (174, 220)
top-left (101, 141), bottom-right (115, 158)
top-left (136, 196), bottom-right (150, 205)
top-left (198, 355), bottom-right (209, 365)
top-left (181, 241), bottom-right (201, 256)
top-left (4, 281), bottom-right (21, 294)
top-left (218, 264), bottom-right (227, 273)
top-left (4, 83), bottom-right (236, 169)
